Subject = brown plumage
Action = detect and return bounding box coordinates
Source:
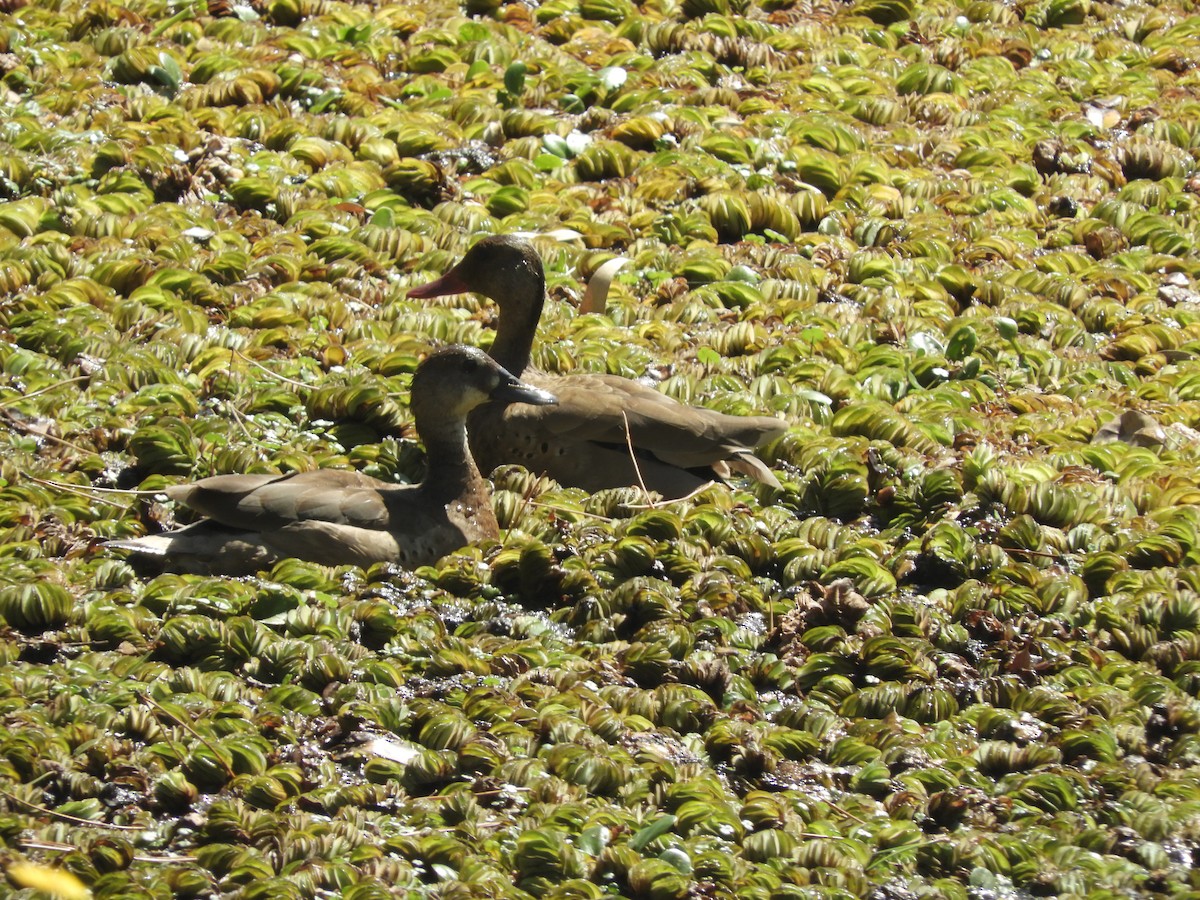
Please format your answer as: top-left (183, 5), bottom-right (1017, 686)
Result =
top-left (109, 345), bottom-right (556, 575)
top-left (408, 235), bottom-right (786, 498)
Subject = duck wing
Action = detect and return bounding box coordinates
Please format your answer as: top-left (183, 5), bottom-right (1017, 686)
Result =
top-left (525, 373), bottom-right (785, 463)
top-left (113, 474), bottom-right (482, 573)
top-left (469, 373), bottom-right (786, 494)
top-left (167, 470), bottom-right (393, 530)
top-left (105, 518), bottom-right (406, 574)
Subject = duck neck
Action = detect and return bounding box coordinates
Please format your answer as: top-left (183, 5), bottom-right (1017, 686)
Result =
top-left (488, 271), bottom-right (544, 377)
top-left (416, 413), bottom-right (482, 497)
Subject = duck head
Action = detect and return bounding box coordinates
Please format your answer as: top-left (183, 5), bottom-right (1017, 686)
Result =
top-left (411, 344), bottom-right (556, 425)
top-left (408, 234), bottom-right (543, 305)
top-left (408, 236), bottom-right (545, 374)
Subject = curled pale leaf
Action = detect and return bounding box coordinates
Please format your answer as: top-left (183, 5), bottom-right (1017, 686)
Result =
top-left (580, 257), bottom-right (629, 314)
top-left (363, 737), bottom-right (422, 764)
top-left (511, 228), bottom-right (584, 242)
top-left (598, 66), bottom-right (627, 91)
top-left (1083, 102), bottom-right (1120, 129)
top-left (1091, 411), bottom-right (1165, 448)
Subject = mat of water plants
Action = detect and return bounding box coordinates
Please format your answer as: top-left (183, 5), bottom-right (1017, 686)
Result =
top-left (1, 0), bottom-right (1200, 896)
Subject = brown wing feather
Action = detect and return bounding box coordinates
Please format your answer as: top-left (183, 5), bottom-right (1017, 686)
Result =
top-left (510, 373), bottom-right (785, 468)
top-left (167, 470), bottom-right (393, 530)
top-left (466, 372), bottom-right (785, 494)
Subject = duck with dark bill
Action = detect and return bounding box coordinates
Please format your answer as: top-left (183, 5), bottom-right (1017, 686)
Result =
top-left (409, 235), bottom-right (787, 499)
top-left (109, 346), bottom-right (556, 575)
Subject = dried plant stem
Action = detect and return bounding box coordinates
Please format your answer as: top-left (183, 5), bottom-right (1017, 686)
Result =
top-left (28, 477), bottom-right (142, 494)
top-left (1004, 547), bottom-right (1060, 560)
top-left (234, 349), bottom-right (315, 390)
top-left (20, 838), bottom-right (198, 863)
top-left (135, 692), bottom-right (237, 780)
top-left (620, 410), bottom-right (649, 497)
top-left (0, 788), bottom-right (143, 831)
top-left (0, 375), bottom-right (90, 408)
top-left (623, 480), bottom-right (715, 509)
top-left (526, 500), bottom-right (616, 523)
top-left (26, 476), bottom-right (159, 504)
top-left (0, 409), bottom-right (95, 457)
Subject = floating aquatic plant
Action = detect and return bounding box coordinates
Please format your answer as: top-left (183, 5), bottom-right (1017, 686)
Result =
top-left (2, 0), bottom-right (1200, 895)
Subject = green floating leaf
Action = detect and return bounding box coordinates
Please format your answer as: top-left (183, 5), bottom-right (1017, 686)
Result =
top-left (946, 325), bottom-right (978, 360)
top-left (576, 825), bottom-right (610, 856)
top-left (660, 848), bottom-right (693, 875)
top-left (150, 51), bottom-right (183, 93)
top-left (994, 316), bottom-right (1019, 340)
top-left (854, 0), bottom-right (914, 22)
top-left (504, 60), bottom-right (528, 96)
top-left (543, 134), bottom-right (571, 158)
top-left (629, 814), bottom-right (676, 851)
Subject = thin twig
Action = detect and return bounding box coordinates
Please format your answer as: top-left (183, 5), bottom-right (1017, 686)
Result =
top-left (0, 409), bottom-right (95, 457)
top-left (526, 500), bottom-right (616, 523)
top-left (615, 410), bottom-right (722, 510)
top-left (17, 839), bottom-right (74, 851)
top-left (25, 476), bottom-right (156, 504)
top-left (219, 351), bottom-right (257, 445)
top-left (222, 397), bottom-right (256, 444)
top-left (0, 788), bottom-right (143, 832)
top-left (623, 479), bottom-right (716, 510)
top-left (0, 375), bottom-right (90, 409)
top-left (19, 839), bottom-right (197, 864)
top-left (468, 786), bottom-right (532, 797)
top-left (26, 476), bottom-right (161, 495)
top-left (134, 853), bottom-right (200, 864)
top-left (234, 349), bottom-right (314, 390)
top-left (1003, 547), bottom-right (1060, 560)
top-left (407, 821), bottom-right (512, 834)
top-left (825, 800), bottom-right (869, 825)
top-left (619, 410), bottom-right (649, 496)
top-left (135, 692), bottom-right (237, 780)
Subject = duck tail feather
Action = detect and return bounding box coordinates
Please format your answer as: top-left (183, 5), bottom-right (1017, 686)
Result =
top-left (105, 535), bottom-right (172, 556)
top-left (725, 452), bottom-right (781, 488)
